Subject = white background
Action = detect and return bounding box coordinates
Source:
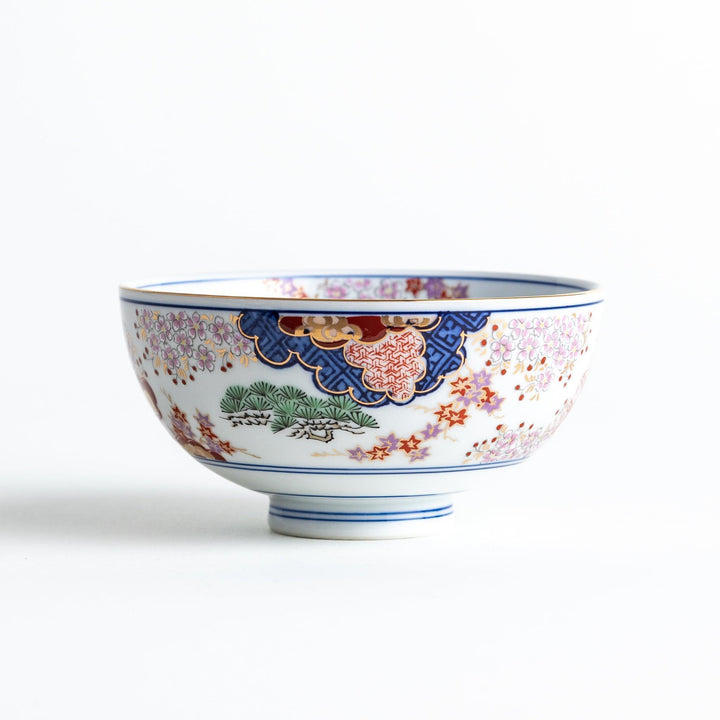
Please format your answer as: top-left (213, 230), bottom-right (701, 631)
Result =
top-left (1, 1), bottom-right (718, 718)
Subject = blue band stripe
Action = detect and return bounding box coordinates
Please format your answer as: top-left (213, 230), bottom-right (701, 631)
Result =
top-left (120, 296), bottom-right (602, 314)
top-left (269, 510), bottom-right (454, 523)
top-left (269, 504), bottom-right (452, 517)
top-left (197, 457), bottom-right (523, 475)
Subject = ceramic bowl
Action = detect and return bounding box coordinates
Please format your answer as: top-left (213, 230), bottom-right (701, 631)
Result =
top-left (120, 271), bottom-right (603, 539)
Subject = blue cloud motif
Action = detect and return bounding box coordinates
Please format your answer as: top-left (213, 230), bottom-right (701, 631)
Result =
top-left (237, 310), bottom-right (490, 406)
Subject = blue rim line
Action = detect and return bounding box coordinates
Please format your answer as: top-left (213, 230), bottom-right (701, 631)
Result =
top-left (137, 273), bottom-right (588, 292)
top-left (120, 296), bottom-right (602, 313)
top-left (268, 504), bottom-right (452, 516)
top-left (269, 510), bottom-right (454, 523)
top-left (198, 457), bottom-right (523, 475)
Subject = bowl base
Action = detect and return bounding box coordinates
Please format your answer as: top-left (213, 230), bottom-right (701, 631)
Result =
top-left (267, 493), bottom-right (454, 540)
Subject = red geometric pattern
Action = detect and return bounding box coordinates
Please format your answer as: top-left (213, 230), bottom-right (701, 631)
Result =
top-left (344, 329), bottom-right (425, 402)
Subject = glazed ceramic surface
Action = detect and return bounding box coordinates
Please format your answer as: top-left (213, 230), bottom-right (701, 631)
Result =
top-left (120, 272), bottom-right (603, 539)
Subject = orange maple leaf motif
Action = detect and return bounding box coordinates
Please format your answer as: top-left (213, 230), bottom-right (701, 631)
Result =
top-left (406, 278), bottom-right (423, 296)
top-left (198, 425), bottom-right (217, 440)
top-left (477, 386), bottom-right (496, 406)
top-left (399, 435), bottom-right (422, 454)
top-left (434, 402), bottom-right (456, 423)
top-left (446, 407), bottom-right (469, 427)
top-left (450, 375), bottom-right (472, 396)
top-left (217, 440), bottom-right (235, 455)
top-left (368, 445), bottom-right (391, 461)
top-left (171, 405), bottom-right (188, 423)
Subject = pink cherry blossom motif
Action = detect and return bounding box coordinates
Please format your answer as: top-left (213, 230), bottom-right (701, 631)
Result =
top-left (517, 333), bottom-right (541, 363)
top-left (138, 309), bottom-right (155, 332)
top-left (231, 333), bottom-right (254, 358)
top-left (170, 311), bottom-right (189, 331)
top-left (569, 332), bottom-right (584, 358)
top-left (534, 369), bottom-right (554, 391)
top-left (155, 315), bottom-right (172, 342)
top-left (494, 430), bottom-right (519, 455)
top-left (534, 316), bottom-right (553, 333)
top-left (195, 345), bottom-right (216, 371)
top-left (490, 335), bottom-right (514, 363)
top-left (175, 332), bottom-right (193, 357)
top-left (187, 312), bottom-right (207, 340)
top-left (209, 316), bottom-right (234, 344)
top-left (508, 318), bottom-right (528, 340)
top-left (325, 284), bottom-right (348, 299)
top-left (378, 279), bottom-right (403, 299)
top-left (524, 428), bottom-right (543, 453)
top-left (163, 347), bottom-right (181, 370)
top-left (148, 333), bottom-right (161, 354)
top-left (348, 279), bottom-right (373, 299)
top-left (560, 315), bottom-right (576, 339)
top-left (552, 342), bottom-right (569, 366)
top-left (540, 333), bottom-right (556, 362)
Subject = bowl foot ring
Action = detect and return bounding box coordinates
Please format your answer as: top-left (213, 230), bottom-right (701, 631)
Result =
top-left (267, 493), bottom-right (453, 540)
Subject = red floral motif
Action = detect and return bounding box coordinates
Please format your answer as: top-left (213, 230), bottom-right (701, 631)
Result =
top-left (346, 365), bottom-right (506, 463)
top-left (399, 435), bottom-right (422, 454)
top-left (406, 277), bottom-right (424, 296)
top-left (168, 402), bottom-right (240, 462)
top-left (446, 407), bottom-right (470, 427)
top-left (434, 403), bottom-right (456, 423)
top-left (476, 386), bottom-right (497, 406)
top-left (368, 445), bottom-right (392, 461)
top-left (449, 375), bottom-right (473, 396)
top-left (344, 329), bottom-right (425, 402)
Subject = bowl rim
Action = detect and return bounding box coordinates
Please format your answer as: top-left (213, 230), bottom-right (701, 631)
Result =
top-left (119, 270), bottom-right (603, 307)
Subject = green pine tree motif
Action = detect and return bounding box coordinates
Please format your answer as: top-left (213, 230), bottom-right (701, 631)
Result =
top-left (220, 383), bottom-right (379, 443)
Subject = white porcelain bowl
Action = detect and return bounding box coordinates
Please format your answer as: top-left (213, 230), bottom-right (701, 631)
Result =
top-left (120, 271), bottom-right (603, 539)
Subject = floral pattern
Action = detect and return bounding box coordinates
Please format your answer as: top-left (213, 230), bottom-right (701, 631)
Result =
top-left (472, 313), bottom-right (592, 401)
top-left (262, 278), bottom-right (308, 298)
top-left (262, 276), bottom-right (470, 300)
top-left (464, 372), bottom-right (588, 464)
top-left (168, 401), bottom-right (253, 461)
top-left (132, 308), bottom-right (256, 385)
top-left (337, 367), bottom-right (504, 463)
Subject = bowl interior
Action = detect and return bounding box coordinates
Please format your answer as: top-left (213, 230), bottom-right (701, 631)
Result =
top-left (125, 271), bottom-right (598, 301)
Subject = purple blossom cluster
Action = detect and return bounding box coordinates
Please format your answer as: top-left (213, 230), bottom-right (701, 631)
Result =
top-left (419, 277), bottom-right (469, 300)
top-left (168, 403), bottom-right (236, 460)
top-left (318, 277), bottom-right (381, 299)
top-left (450, 369), bottom-right (504, 413)
top-left (134, 308), bottom-right (255, 382)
